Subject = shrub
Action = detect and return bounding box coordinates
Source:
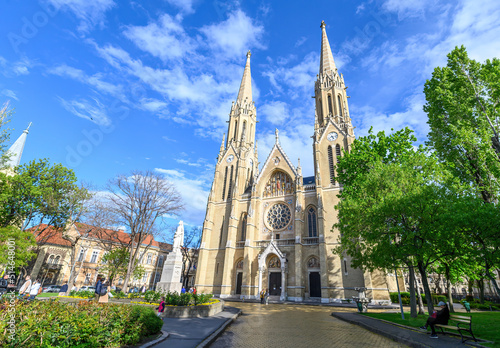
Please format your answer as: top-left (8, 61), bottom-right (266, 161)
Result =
top-left (193, 293), bottom-right (213, 305)
top-left (110, 290), bottom-right (126, 299)
top-left (144, 290), bottom-right (163, 303)
top-left (0, 298), bottom-right (163, 347)
top-left (68, 289), bottom-right (95, 299)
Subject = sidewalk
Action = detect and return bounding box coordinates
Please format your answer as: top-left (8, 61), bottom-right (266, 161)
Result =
top-left (151, 306), bottom-right (241, 348)
top-left (331, 312), bottom-right (485, 348)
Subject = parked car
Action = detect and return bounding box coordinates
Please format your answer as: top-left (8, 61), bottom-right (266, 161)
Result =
top-left (79, 286), bottom-right (96, 292)
top-left (42, 285), bottom-right (62, 293)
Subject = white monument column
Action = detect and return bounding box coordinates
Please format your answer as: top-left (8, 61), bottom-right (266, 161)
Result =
top-left (156, 221), bottom-right (185, 293)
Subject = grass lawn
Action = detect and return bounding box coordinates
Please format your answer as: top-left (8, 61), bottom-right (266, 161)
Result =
top-left (363, 311), bottom-right (500, 347)
top-left (37, 293), bottom-right (59, 298)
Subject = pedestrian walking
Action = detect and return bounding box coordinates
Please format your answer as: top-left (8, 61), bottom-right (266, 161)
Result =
top-left (260, 289), bottom-right (265, 304)
top-left (19, 275), bottom-right (32, 299)
top-left (28, 279), bottom-right (42, 300)
top-left (58, 283), bottom-right (69, 296)
top-left (265, 288), bottom-right (269, 305)
top-left (156, 296), bottom-right (165, 318)
top-left (95, 277), bottom-right (103, 301)
top-left (99, 280), bottom-right (109, 303)
top-left (193, 287), bottom-right (197, 294)
top-left (181, 286), bottom-right (186, 294)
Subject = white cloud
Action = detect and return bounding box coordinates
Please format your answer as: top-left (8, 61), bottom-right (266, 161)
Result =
top-left (382, 0), bottom-right (433, 20)
top-left (124, 14), bottom-right (196, 62)
top-left (1, 89), bottom-right (18, 101)
top-left (200, 10), bottom-right (265, 60)
top-left (139, 98), bottom-right (168, 112)
top-left (353, 92), bottom-right (428, 141)
top-left (165, 0), bottom-right (195, 14)
top-left (48, 64), bottom-right (123, 97)
top-left (45, 0), bottom-right (115, 32)
top-left (260, 101), bottom-right (289, 125)
top-left (57, 97), bottom-right (111, 126)
top-left (263, 52), bottom-right (318, 99)
top-left (155, 167), bottom-right (210, 224)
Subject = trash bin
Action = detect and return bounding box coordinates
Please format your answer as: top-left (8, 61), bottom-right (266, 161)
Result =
top-left (357, 301), bottom-right (363, 313)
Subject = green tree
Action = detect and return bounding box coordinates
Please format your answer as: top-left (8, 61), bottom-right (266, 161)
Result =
top-left (424, 46), bottom-right (500, 294)
top-left (334, 128), bottom-right (461, 315)
top-left (0, 158), bottom-right (89, 231)
top-left (99, 247), bottom-right (146, 287)
top-left (0, 226), bottom-right (36, 272)
top-left (0, 101), bottom-right (12, 168)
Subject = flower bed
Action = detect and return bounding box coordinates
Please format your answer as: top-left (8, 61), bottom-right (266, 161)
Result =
top-left (0, 298), bottom-right (163, 347)
top-left (161, 300), bottom-right (224, 318)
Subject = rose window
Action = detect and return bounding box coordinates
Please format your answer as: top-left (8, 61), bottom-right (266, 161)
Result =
top-left (266, 203), bottom-right (292, 230)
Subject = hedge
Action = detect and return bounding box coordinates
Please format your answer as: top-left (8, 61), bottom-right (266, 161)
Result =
top-left (389, 292), bottom-right (447, 305)
top-left (0, 298), bottom-right (163, 347)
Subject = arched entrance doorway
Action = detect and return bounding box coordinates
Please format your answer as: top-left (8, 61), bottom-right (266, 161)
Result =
top-left (307, 257), bottom-right (321, 298)
top-left (258, 241), bottom-right (287, 301)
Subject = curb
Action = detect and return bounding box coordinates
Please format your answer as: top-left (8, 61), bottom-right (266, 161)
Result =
top-left (139, 330), bottom-right (170, 348)
top-left (331, 313), bottom-right (489, 348)
top-left (197, 308), bottom-right (242, 348)
top-left (331, 312), bottom-right (430, 348)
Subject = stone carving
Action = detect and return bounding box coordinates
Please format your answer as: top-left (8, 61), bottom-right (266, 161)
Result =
top-left (236, 260), bottom-right (244, 269)
top-left (308, 257), bottom-right (320, 268)
top-left (268, 256), bottom-right (281, 268)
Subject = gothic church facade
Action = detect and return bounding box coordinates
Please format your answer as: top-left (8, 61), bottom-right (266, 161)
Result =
top-left (195, 22), bottom-right (391, 303)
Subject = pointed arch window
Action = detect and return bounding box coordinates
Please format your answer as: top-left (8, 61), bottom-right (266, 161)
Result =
top-left (241, 121), bottom-right (246, 142)
top-left (337, 95), bottom-right (343, 116)
top-left (227, 165), bottom-right (234, 199)
top-left (328, 95), bottom-right (333, 115)
top-left (240, 213), bottom-right (247, 241)
top-left (233, 121), bottom-right (238, 141)
top-left (48, 255), bottom-right (55, 264)
top-left (308, 207), bottom-right (317, 237)
top-left (318, 99), bottom-right (323, 125)
top-left (335, 144), bottom-right (341, 162)
top-left (328, 146), bottom-right (335, 184)
top-left (222, 167), bottom-right (228, 200)
top-left (54, 255), bottom-right (61, 265)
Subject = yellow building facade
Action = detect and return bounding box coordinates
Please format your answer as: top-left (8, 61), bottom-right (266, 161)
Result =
top-left (195, 22), bottom-right (392, 303)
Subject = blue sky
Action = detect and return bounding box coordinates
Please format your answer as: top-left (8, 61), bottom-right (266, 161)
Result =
top-left (2, 0), bottom-right (500, 230)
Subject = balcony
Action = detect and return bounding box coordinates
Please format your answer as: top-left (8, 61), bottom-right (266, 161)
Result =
top-left (303, 237), bottom-right (319, 245)
top-left (256, 239), bottom-right (295, 248)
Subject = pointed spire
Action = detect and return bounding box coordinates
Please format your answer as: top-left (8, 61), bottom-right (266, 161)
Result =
top-left (220, 133), bottom-right (226, 153)
top-left (5, 122), bottom-right (31, 167)
top-left (236, 51), bottom-right (253, 104)
top-left (319, 21), bottom-right (337, 75)
top-left (275, 128), bottom-right (279, 144)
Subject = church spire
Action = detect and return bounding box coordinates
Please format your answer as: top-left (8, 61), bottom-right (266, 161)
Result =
top-left (6, 122), bottom-right (31, 167)
top-left (236, 51), bottom-right (253, 104)
top-left (319, 21), bottom-right (337, 75)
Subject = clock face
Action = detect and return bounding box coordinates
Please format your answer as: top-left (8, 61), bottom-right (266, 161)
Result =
top-left (227, 155), bottom-right (234, 163)
top-left (327, 132), bottom-right (338, 141)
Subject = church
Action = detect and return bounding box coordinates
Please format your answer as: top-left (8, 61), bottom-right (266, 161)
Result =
top-left (194, 21), bottom-right (392, 303)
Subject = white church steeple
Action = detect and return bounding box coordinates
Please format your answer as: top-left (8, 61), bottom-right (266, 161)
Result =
top-left (5, 122), bottom-right (31, 168)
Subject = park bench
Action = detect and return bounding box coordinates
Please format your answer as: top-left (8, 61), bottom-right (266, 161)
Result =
top-left (435, 314), bottom-right (477, 343)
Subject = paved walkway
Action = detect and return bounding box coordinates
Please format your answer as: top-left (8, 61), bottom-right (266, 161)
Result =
top-left (332, 312), bottom-right (480, 348)
top-left (210, 303), bottom-right (404, 347)
top-left (154, 306), bottom-right (240, 348)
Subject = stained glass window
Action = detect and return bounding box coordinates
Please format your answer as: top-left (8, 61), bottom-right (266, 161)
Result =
top-left (263, 171), bottom-right (294, 198)
top-left (266, 203), bottom-right (292, 230)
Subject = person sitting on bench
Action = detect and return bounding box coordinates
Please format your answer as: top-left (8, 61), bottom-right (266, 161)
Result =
top-left (420, 301), bottom-right (450, 339)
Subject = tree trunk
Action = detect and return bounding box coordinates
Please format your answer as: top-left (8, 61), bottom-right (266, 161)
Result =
top-left (415, 278), bottom-right (425, 315)
top-left (417, 260), bottom-right (434, 314)
top-left (444, 263), bottom-right (455, 313)
top-left (485, 261), bottom-right (500, 297)
top-left (121, 242), bottom-right (136, 294)
top-left (408, 265), bottom-right (418, 318)
top-left (477, 278), bottom-right (485, 304)
top-left (468, 278), bottom-right (474, 298)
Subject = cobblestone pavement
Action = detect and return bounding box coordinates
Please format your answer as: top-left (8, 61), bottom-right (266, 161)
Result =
top-left (210, 303), bottom-right (406, 348)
